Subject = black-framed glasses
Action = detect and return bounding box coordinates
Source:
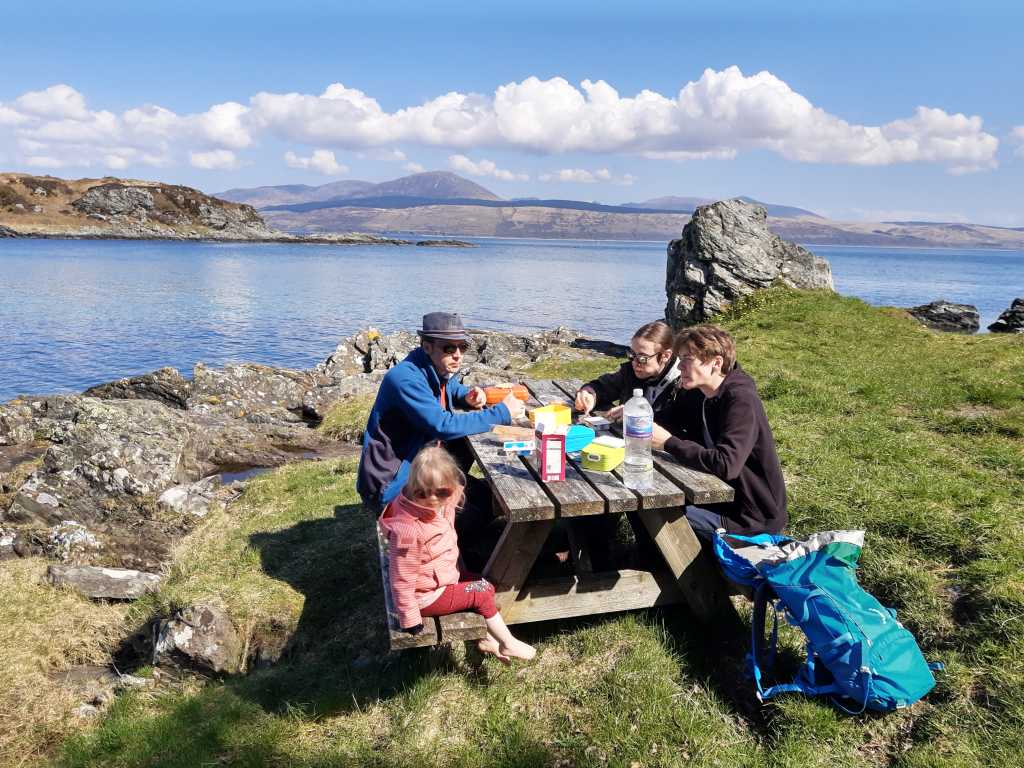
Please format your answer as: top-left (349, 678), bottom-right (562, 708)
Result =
top-left (441, 342), bottom-right (470, 355)
top-left (626, 349), bottom-right (655, 365)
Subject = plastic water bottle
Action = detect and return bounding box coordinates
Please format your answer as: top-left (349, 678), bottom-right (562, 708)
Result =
top-left (623, 388), bottom-right (654, 489)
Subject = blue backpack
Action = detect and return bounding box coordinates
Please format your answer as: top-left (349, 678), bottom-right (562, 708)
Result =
top-left (713, 529), bottom-right (942, 713)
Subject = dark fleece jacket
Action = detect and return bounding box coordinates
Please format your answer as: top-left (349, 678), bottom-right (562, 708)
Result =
top-left (657, 364), bottom-right (787, 535)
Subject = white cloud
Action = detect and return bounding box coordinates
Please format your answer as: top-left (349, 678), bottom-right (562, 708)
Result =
top-left (243, 68), bottom-right (998, 173)
top-left (283, 148), bottom-right (348, 175)
top-left (189, 149), bottom-right (240, 170)
top-left (15, 84), bottom-right (90, 120)
top-left (25, 155), bottom-right (64, 168)
top-left (404, 161), bottom-right (425, 173)
top-left (538, 167), bottom-right (635, 185)
top-left (448, 154), bottom-right (528, 181)
top-left (1012, 126), bottom-right (1024, 158)
top-left (0, 71), bottom-right (1001, 175)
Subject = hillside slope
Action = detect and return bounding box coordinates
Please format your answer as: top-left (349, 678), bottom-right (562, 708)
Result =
top-left (0, 173), bottom-right (275, 240)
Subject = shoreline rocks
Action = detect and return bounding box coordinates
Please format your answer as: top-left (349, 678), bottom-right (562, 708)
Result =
top-left (665, 199), bottom-right (834, 326)
top-left (0, 325), bottom-right (620, 572)
top-left (988, 298), bottom-right (1024, 333)
top-left (907, 299), bottom-right (980, 334)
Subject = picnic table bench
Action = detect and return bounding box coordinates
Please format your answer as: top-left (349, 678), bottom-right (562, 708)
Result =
top-left (380, 378), bottom-right (739, 648)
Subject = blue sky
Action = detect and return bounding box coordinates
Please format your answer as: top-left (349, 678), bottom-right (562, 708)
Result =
top-left (2, 0), bottom-right (1022, 224)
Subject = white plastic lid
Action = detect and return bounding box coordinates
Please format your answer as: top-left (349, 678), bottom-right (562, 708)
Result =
top-left (633, 388), bottom-right (642, 397)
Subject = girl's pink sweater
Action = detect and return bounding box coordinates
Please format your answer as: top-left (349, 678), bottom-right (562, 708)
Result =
top-left (378, 492), bottom-right (462, 629)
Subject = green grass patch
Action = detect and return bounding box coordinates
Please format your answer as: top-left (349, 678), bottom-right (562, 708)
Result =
top-left (318, 395), bottom-right (376, 442)
top-left (54, 287), bottom-right (1024, 768)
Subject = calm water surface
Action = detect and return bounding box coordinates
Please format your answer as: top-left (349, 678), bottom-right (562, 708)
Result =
top-left (1, 238), bottom-right (1021, 401)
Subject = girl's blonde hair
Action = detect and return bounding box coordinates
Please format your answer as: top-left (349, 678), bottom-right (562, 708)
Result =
top-left (405, 445), bottom-right (466, 505)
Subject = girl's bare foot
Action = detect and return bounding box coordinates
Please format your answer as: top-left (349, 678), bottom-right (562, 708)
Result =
top-left (498, 638), bottom-right (536, 661)
top-left (477, 636), bottom-right (511, 665)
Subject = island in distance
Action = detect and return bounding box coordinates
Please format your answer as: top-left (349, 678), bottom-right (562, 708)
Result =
top-left (0, 172), bottom-right (470, 247)
top-left (3, 169), bottom-right (1022, 249)
top-left (223, 171), bottom-right (1024, 249)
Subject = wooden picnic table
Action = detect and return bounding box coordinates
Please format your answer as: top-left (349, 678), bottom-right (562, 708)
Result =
top-left (389, 378), bottom-right (739, 646)
top-left (376, 380), bottom-right (737, 651)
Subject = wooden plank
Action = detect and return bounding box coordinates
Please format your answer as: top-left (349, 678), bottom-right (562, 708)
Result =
top-left (522, 451), bottom-right (605, 517)
top-left (376, 524), bottom-right (439, 648)
top-left (652, 450), bottom-right (735, 505)
top-left (552, 379), bottom-right (585, 401)
top-left (436, 612), bottom-right (488, 643)
top-left (612, 465), bottom-right (687, 510)
top-left (524, 378), bottom-right (574, 408)
top-left (502, 569), bottom-right (684, 624)
top-left (466, 432), bottom-right (555, 522)
top-left (639, 507), bottom-right (738, 623)
top-left (483, 519), bottom-right (555, 611)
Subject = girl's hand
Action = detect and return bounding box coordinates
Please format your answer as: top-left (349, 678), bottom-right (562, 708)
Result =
top-left (605, 405), bottom-right (624, 421)
top-left (651, 423), bottom-right (673, 450)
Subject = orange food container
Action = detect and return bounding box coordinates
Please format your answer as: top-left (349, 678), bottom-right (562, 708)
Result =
top-left (483, 384), bottom-right (530, 404)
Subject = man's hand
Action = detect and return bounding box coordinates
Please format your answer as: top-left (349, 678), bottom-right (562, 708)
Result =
top-left (465, 386), bottom-right (486, 409)
top-left (501, 391), bottom-right (526, 421)
top-left (652, 422), bottom-right (673, 450)
top-left (574, 387), bottom-right (597, 414)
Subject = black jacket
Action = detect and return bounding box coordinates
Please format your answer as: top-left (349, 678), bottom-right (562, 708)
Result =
top-left (656, 364), bottom-right (787, 535)
top-left (581, 355), bottom-right (680, 415)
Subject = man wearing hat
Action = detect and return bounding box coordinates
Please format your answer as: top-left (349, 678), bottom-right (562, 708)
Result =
top-left (357, 312), bottom-right (526, 515)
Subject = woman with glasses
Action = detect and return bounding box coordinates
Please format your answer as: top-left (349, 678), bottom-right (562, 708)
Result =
top-left (574, 320), bottom-right (680, 419)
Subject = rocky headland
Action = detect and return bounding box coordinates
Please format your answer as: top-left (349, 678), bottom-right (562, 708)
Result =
top-left (0, 173), bottom-right (472, 246)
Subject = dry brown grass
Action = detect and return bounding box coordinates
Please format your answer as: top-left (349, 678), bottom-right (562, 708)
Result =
top-left (0, 558), bottom-right (131, 767)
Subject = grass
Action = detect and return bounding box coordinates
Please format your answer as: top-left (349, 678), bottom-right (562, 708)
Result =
top-left (318, 395), bottom-right (376, 442)
top-left (4, 287), bottom-right (1023, 767)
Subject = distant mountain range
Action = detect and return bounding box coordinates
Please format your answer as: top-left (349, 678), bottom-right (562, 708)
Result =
top-left (216, 171), bottom-right (1024, 248)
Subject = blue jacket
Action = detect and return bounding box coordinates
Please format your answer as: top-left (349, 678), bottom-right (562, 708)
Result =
top-left (356, 347), bottom-right (512, 507)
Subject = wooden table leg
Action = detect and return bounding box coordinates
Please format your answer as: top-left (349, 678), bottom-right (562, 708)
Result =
top-left (640, 507), bottom-right (739, 625)
top-left (483, 519), bottom-right (555, 613)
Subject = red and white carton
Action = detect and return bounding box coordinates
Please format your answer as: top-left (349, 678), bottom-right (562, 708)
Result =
top-left (536, 424), bottom-right (566, 482)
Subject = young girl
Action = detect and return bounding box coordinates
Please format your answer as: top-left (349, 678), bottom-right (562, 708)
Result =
top-left (379, 445), bottom-right (536, 662)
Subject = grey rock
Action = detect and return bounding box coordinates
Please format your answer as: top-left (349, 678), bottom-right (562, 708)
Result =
top-left (73, 184), bottom-right (155, 217)
top-left (0, 401), bottom-right (34, 445)
top-left (0, 527), bottom-right (15, 560)
top-left (32, 186), bottom-right (47, 197)
top-left (47, 564), bottom-right (162, 599)
top-left (988, 298), bottom-right (1024, 333)
top-left (73, 703), bottom-right (101, 719)
top-left (157, 476), bottom-right (220, 517)
top-left (153, 603), bottom-right (242, 674)
top-left (84, 367), bottom-right (192, 409)
top-left (908, 299), bottom-right (980, 334)
top-left (188, 362), bottom-right (316, 419)
top-left (665, 199), bottom-right (834, 326)
top-left (0, 224), bottom-right (20, 237)
top-left (45, 521), bottom-right (103, 562)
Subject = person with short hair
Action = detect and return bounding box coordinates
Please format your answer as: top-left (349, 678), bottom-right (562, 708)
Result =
top-left (652, 324), bottom-right (787, 541)
top-left (380, 445), bottom-right (535, 661)
top-left (357, 312), bottom-right (526, 514)
top-left (574, 320), bottom-right (680, 419)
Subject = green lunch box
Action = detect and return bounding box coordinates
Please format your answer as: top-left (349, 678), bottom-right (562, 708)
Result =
top-left (580, 441), bottom-right (625, 472)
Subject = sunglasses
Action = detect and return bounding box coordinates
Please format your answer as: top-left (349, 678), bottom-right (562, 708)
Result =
top-left (626, 349), bottom-right (659, 365)
top-left (442, 343), bottom-right (470, 355)
top-left (413, 486), bottom-right (455, 500)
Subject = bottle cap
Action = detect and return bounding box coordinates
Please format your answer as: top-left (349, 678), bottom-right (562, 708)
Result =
top-left (633, 388), bottom-right (642, 397)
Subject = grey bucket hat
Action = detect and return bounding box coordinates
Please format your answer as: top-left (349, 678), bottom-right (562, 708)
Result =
top-left (416, 312), bottom-right (471, 342)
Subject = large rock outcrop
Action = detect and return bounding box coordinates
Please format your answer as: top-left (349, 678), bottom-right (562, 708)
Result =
top-left (907, 300), bottom-right (980, 334)
top-left (988, 298), bottom-right (1024, 333)
top-left (665, 199), bottom-right (834, 326)
top-left (1, 326), bottom-right (623, 571)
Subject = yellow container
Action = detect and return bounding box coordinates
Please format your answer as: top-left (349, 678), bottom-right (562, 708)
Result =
top-left (529, 402), bottom-right (571, 429)
top-left (580, 441), bottom-right (625, 472)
